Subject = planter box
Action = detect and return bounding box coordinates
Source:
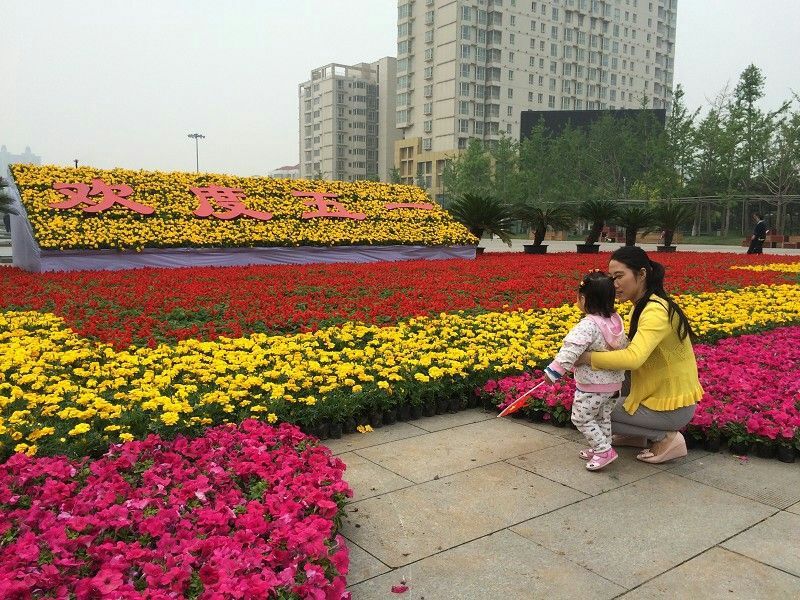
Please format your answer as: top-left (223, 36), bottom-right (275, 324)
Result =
top-left (523, 244), bottom-right (548, 254)
top-left (576, 243), bottom-right (600, 254)
top-left (656, 245), bottom-right (677, 252)
top-left (17, 242), bottom-right (478, 273)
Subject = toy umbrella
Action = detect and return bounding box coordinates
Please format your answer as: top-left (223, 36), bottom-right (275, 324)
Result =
top-left (497, 380), bottom-right (546, 418)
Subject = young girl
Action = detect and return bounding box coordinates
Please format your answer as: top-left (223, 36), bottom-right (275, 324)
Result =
top-left (544, 271), bottom-right (628, 471)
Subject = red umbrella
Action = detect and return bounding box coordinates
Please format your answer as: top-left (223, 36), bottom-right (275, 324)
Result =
top-left (497, 380), bottom-right (546, 418)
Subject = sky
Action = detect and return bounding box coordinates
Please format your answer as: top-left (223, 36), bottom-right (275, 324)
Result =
top-left (2, 0), bottom-right (798, 176)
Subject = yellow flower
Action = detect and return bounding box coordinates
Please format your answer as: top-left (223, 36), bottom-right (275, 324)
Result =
top-left (160, 412), bottom-right (179, 426)
top-left (119, 433), bottom-right (134, 442)
top-left (68, 423), bottom-right (91, 436)
top-left (356, 424), bottom-right (373, 433)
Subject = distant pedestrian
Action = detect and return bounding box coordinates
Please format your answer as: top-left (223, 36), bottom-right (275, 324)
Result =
top-left (747, 211), bottom-right (768, 254)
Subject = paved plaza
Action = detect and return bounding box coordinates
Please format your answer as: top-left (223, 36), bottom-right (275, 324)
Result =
top-left (332, 409), bottom-right (800, 599)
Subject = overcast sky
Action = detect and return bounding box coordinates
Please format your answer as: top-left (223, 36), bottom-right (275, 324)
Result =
top-left (2, 1), bottom-right (797, 176)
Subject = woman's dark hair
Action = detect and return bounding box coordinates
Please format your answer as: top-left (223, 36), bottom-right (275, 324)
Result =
top-left (578, 271), bottom-right (616, 318)
top-left (752, 211), bottom-right (764, 220)
top-left (610, 246), bottom-right (694, 341)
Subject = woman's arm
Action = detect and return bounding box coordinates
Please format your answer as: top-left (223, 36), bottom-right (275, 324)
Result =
top-left (590, 302), bottom-right (671, 371)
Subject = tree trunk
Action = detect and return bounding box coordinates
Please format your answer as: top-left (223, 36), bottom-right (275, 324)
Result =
top-left (692, 200), bottom-right (701, 237)
top-left (723, 204), bottom-right (731, 237)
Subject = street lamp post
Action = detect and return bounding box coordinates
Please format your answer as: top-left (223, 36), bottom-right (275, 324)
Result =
top-left (187, 133), bottom-right (205, 173)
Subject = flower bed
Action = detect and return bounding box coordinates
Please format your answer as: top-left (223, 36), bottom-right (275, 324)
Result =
top-left (2, 284), bottom-right (799, 459)
top-left (1, 253), bottom-right (796, 348)
top-left (689, 326), bottom-right (800, 457)
top-left (0, 420), bottom-right (352, 598)
top-left (9, 164), bottom-right (475, 251)
top-left (479, 326), bottom-right (800, 460)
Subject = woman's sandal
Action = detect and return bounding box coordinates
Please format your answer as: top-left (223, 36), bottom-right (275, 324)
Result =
top-left (637, 433), bottom-right (687, 464)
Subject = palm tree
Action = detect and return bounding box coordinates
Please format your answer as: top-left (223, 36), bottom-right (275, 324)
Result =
top-left (516, 201), bottom-right (574, 246)
top-left (578, 197), bottom-right (618, 246)
top-left (651, 200), bottom-right (694, 247)
top-left (0, 177), bottom-right (18, 234)
top-left (615, 204), bottom-right (657, 246)
top-left (448, 193), bottom-right (514, 246)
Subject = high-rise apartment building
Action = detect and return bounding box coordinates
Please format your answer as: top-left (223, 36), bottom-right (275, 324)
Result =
top-left (395, 0), bottom-right (677, 198)
top-left (299, 57), bottom-right (401, 182)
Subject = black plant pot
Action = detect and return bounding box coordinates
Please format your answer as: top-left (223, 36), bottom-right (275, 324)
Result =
top-left (328, 422), bottom-right (344, 439)
top-left (777, 445), bottom-right (796, 463)
top-left (576, 243), bottom-right (600, 254)
top-left (448, 397), bottom-right (461, 413)
top-left (483, 398), bottom-right (497, 412)
top-left (752, 442), bottom-right (776, 459)
top-left (656, 245), bottom-right (677, 252)
top-left (704, 437), bottom-right (722, 452)
top-left (552, 416), bottom-right (568, 428)
top-left (383, 407), bottom-right (398, 425)
top-left (424, 401), bottom-right (437, 418)
top-left (368, 411), bottom-right (384, 429)
top-left (685, 434), bottom-right (702, 449)
top-left (342, 416), bottom-right (357, 434)
top-left (398, 404), bottom-right (412, 421)
top-left (475, 247), bottom-right (485, 256)
top-left (466, 394), bottom-right (480, 409)
top-left (511, 410), bottom-right (526, 420)
top-left (314, 422), bottom-right (331, 441)
top-left (528, 409), bottom-right (545, 422)
top-left (410, 404), bottom-right (424, 420)
top-left (523, 244), bottom-right (548, 254)
top-left (436, 398), bottom-right (449, 415)
top-left (728, 441), bottom-right (749, 455)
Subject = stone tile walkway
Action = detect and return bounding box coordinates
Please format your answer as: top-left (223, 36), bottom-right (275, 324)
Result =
top-left (330, 409), bottom-right (800, 599)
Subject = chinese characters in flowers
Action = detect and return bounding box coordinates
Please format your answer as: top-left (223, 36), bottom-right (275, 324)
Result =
top-left (10, 163), bottom-right (476, 251)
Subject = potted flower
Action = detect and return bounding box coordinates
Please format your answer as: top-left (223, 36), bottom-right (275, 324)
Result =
top-left (725, 422), bottom-right (751, 455)
top-left (652, 200), bottom-right (693, 252)
top-left (577, 197), bottom-right (618, 253)
top-left (613, 204), bottom-right (657, 246)
top-left (516, 200), bottom-right (575, 255)
top-left (448, 193), bottom-right (514, 255)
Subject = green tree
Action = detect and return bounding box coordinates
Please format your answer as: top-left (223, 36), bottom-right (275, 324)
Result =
top-left (0, 177), bottom-right (18, 217)
top-left (614, 204), bottom-right (657, 246)
top-left (389, 167), bottom-right (402, 184)
top-left (440, 139), bottom-right (493, 205)
top-left (663, 84), bottom-right (699, 197)
top-left (448, 193), bottom-right (514, 245)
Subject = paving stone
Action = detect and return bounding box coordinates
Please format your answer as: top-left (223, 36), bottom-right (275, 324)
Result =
top-left (344, 540), bottom-right (390, 586)
top-left (671, 453), bottom-right (800, 509)
top-left (722, 511), bottom-right (800, 577)
top-left (323, 422), bottom-right (426, 455)
top-left (354, 418), bottom-right (565, 483)
top-left (618, 547), bottom-right (800, 599)
top-left (341, 461), bottom-right (586, 568)
top-left (410, 408), bottom-right (495, 432)
top-left (511, 472), bottom-right (775, 589)
top-left (788, 501), bottom-right (800, 515)
top-left (348, 529), bottom-right (625, 600)
top-left (337, 452), bottom-right (413, 501)
top-left (507, 441), bottom-right (662, 496)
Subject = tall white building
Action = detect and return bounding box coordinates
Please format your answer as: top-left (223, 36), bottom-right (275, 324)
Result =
top-left (299, 57), bottom-right (401, 182)
top-left (395, 0), bottom-right (677, 197)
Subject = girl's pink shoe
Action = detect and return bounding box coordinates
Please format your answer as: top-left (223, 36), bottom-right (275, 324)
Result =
top-left (578, 448), bottom-right (594, 460)
top-left (586, 448), bottom-right (618, 471)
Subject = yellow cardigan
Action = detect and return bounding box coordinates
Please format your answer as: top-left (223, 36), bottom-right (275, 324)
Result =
top-left (591, 296), bottom-right (704, 415)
